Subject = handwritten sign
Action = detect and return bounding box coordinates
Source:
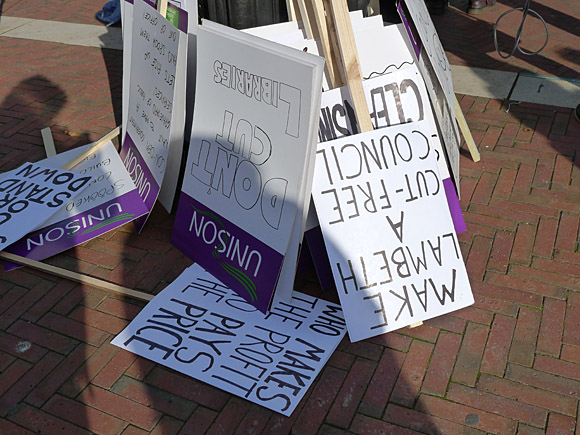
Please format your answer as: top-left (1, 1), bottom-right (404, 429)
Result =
top-left (172, 22), bottom-right (324, 312)
top-left (3, 142), bottom-right (148, 268)
top-left (0, 163), bottom-right (92, 251)
top-left (418, 54), bottom-right (462, 191)
top-left (312, 121), bottom-right (473, 342)
top-left (397, 2), bottom-right (461, 190)
top-left (120, 0), bottom-right (187, 229)
top-left (112, 263), bottom-right (346, 416)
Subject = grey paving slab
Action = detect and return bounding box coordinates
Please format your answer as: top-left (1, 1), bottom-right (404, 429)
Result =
top-left (510, 74), bottom-right (580, 109)
top-left (0, 16), bottom-right (34, 35)
top-left (451, 65), bottom-right (517, 100)
top-left (0, 17), bottom-right (122, 50)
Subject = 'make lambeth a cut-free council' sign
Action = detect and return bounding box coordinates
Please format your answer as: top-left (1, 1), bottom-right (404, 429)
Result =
top-left (112, 263), bottom-right (346, 416)
top-left (0, 162), bottom-right (92, 251)
top-left (312, 120), bottom-right (473, 342)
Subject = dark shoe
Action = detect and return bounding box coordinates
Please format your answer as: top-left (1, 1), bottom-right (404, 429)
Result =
top-left (468, 0), bottom-right (496, 15)
top-left (574, 104), bottom-right (580, 123)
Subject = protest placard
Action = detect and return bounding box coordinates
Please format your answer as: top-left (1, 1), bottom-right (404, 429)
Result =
top-left (3, 142), bottom-right (149, 268)
top-left (400, 0), bottom-right (454, 109)
top-left (0, 162), bottom-right (92, 251)
top-left (172, 21), bottom-right (324, 312)
top-left (121, 0), bottom-right (188, 228)
top-left (311, 121), bottom-right (473, 342)
top-left (397, 1), bottom-right (462, 190)
top-left (112, 263), bottom-right (346, 416)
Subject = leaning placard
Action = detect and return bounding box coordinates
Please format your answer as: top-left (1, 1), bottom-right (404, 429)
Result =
top-left (121, 0), bottom-right (188, 229)
top-left (112, 263), bottom-right (346, 416)
top-left (400, 0), bottom-right (454, 110)
top-left (397, 1), bottom-right (462, 190)
top-left (3, 142), bottom-right (148, 268)
top-left (0, 163), bottom-right (92, 251)
top-left (312, 120), bottom-right (473, 342)
top-left (172, 22), bottom-right (324, 312)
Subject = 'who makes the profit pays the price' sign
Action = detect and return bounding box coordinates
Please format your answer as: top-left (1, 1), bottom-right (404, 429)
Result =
top-left (112, 264), bottom-right (346, 416)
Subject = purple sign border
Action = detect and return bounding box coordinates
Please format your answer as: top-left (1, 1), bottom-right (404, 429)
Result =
top-left (171, 192), bottom-right (285, 313)
top-left (120, 133), bottom-right (161, 232)
top-left (3, 189), bottom-right (148, 270)
top-left (397, 1), bottom-right (421, 60)
top-left (443, 177), bottom-right (466, 234)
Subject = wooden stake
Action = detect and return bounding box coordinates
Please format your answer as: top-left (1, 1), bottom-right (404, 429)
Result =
top-left (454, 95), bottom-right (480, 162)
top-left (0, 252), bottom-right (154, 302)
top-left (296, 0), bottom-right (314, 39)
top-left (41, 127), bottom-right (57, 158)
top-left (321, 0), bottom-right (346, 87)
top-left (325, 0), bottom-right (373, 132)
top-left (157, 0), bottom-right (168, 18)
top-left (61, 126), bottom-right (121, 170)
top-left (306, 0), bottom-right (342, 89)
top-left (286, 0), bottom-right (298, 21)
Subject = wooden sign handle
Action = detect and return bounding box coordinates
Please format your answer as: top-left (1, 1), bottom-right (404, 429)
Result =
top-left (41, 127), bottom-right (57, 158)
top-left (0, 251), bottom-right (153, 302)
top-left (454, 96), bottom-right (480, 162)
top-left (61, 126), bottom-right (121, 170)
top-left (157, 0), bottom-right (168, 17)
top-left (325, 0), bottom-right (373, 132)
top-left (286, 0), bottom-right (299, 21)
top-left (296, 0), bottom-right (314, 39)
top-left (307, 0), bottom-right (343, 89)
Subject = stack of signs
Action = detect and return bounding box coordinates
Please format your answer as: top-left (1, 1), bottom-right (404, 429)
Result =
top-left (112, 263), bottom-right (346, 416)
top-left (0, 163), bottom-right (92, 252)
top-left (172, 21), bottom-right (325, 313)
top-left (121, 0), bottom-right (188, 227)
top-left (2, 142), bottom-right (149, 269)
top-left (318, 68), bottom-right (465, 234)
top-left (311, 120), bottom-right (473, 342)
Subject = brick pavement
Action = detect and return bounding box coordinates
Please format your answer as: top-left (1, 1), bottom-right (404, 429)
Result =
top-left (1, 0), bottom-right (580, 433)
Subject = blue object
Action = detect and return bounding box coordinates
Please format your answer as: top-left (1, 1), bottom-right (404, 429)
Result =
top-left (96, 0), bottom-right (122, 26)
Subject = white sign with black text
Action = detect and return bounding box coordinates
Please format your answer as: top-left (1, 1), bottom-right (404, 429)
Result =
top-left (112, 263), bottom-right (346, 416)
top-left (312, 121), bottom-right (473, 342)
top-left (0, 163), bottom-right (92, 251)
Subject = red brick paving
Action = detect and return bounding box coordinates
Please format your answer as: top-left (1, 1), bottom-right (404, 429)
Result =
top-left (1, 0), bottom-right (580, 433)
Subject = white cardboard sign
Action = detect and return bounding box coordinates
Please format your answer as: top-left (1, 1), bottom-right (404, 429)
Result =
top-left (400, 0), bottom-right (455, 109)
top-left (121, 0), bottom-right (187, 227)
top-left (0, 163), bottom-right (92, 251)
top-left (312, 121), bottom-right (473, 342)
top-left (3, 142), bottom-right (148, 266)
top-left (112, 263), bottom-right (346, 416)
top-left (397, 0), bottom-right (462, 190)
top-left (414, 49), bottom-right (461, 191)
top-left (172, 22), bottom-right (324, 312)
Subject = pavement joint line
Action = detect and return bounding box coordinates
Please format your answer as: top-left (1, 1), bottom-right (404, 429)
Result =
top-left (518, 72), bottom-right (580, 84)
